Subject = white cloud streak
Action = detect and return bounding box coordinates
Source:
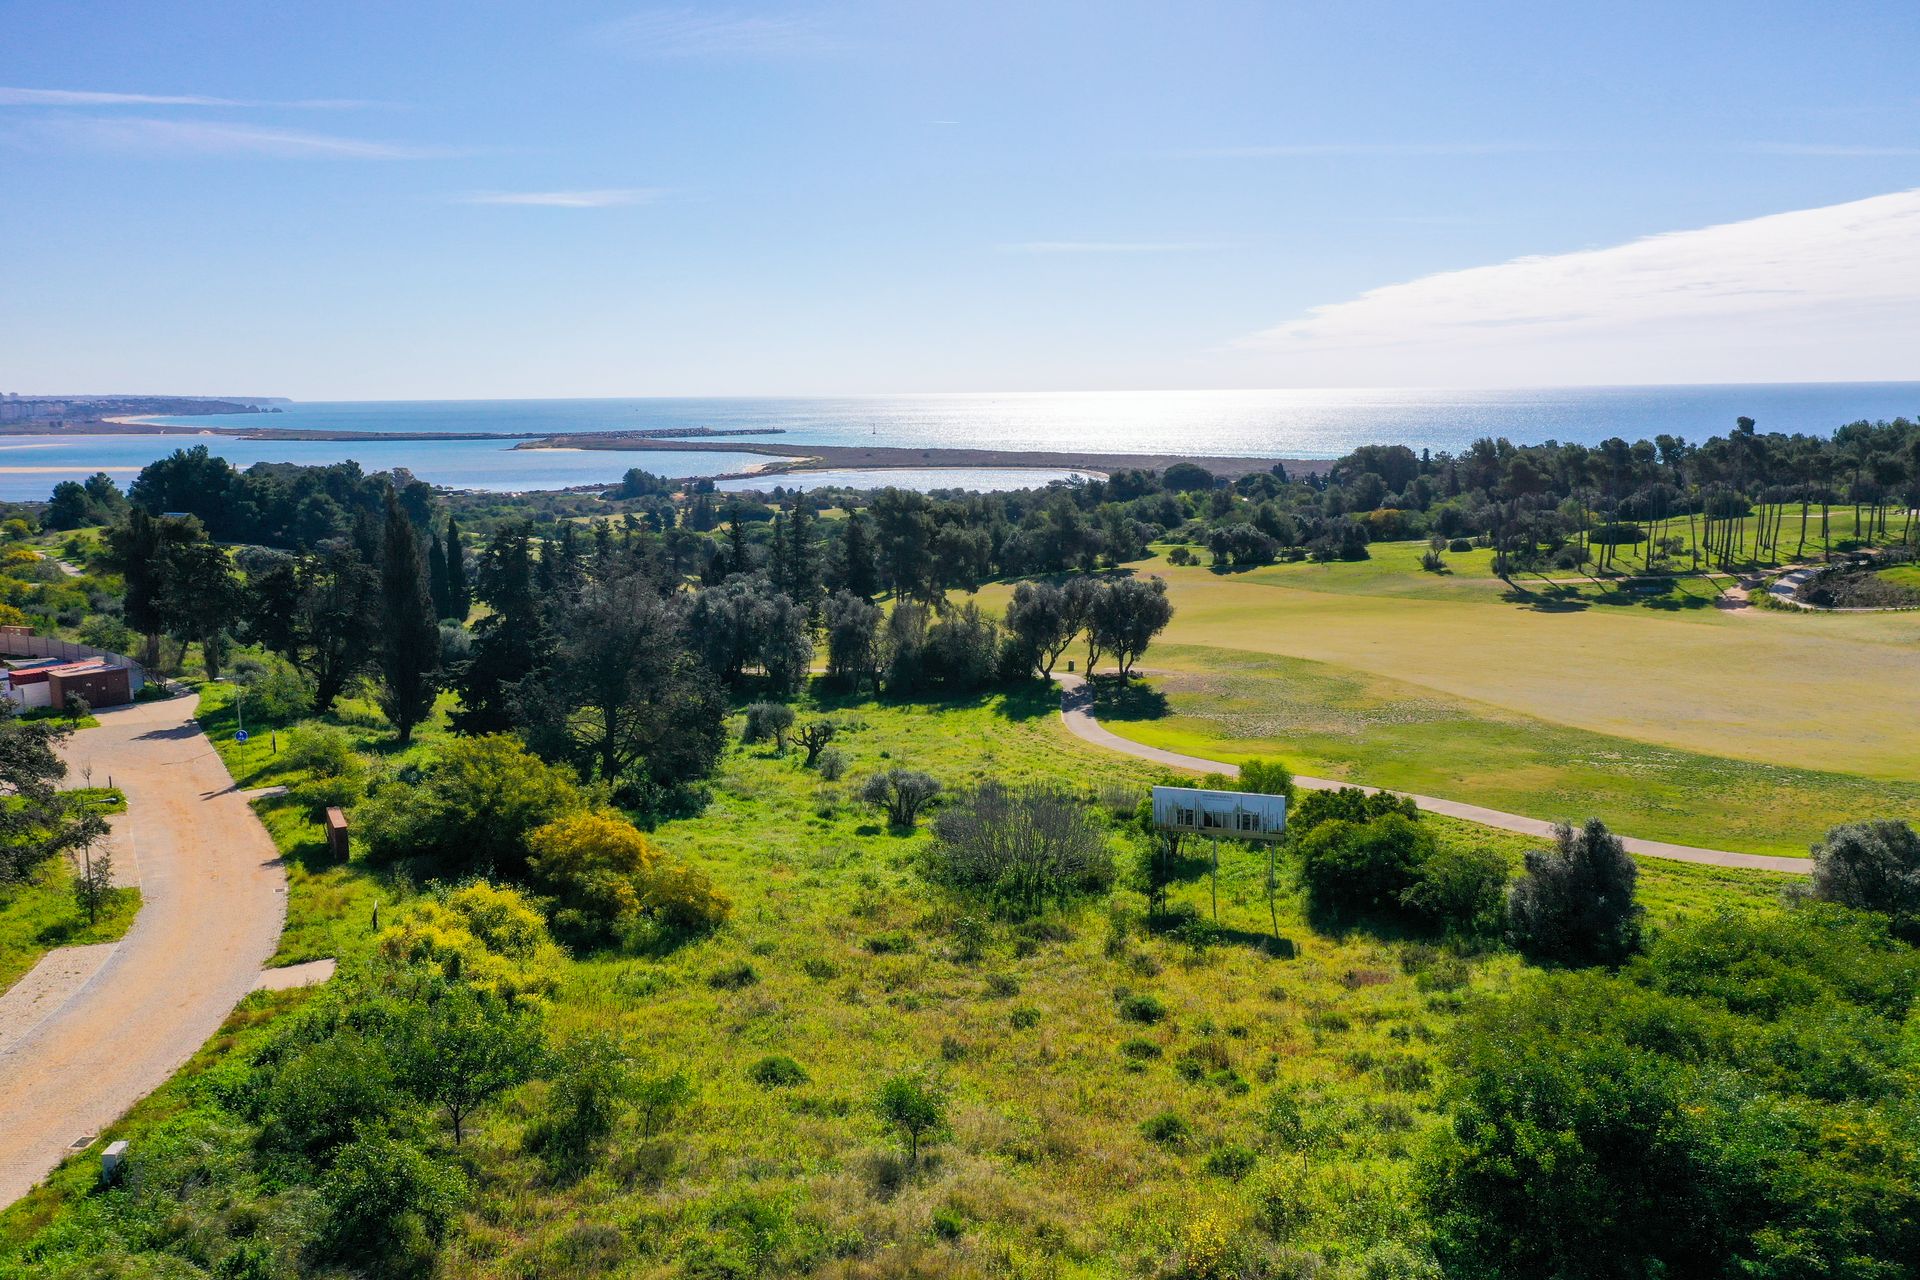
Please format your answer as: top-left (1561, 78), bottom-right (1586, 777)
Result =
top-left (12, 117), bottom-right (452, 159)
top-left (461, 189), bottom-right (661, 207)
top-left (1188, 142), bottom-right (1545, 159)
top-left (1239, 188), bottom-right (1920, 385)
top-left (1003, 240), bottom-right (1223, 254)
top-left (0, 86), bottom-right (378, 108)
top-left (597, 9), bottom-right (840, 57)
top-left (1746, 142), bottom-right (1920, 157)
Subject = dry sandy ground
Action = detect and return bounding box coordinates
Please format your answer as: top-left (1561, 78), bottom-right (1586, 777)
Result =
top-left (0, 694), bottom-right (285, 1208)
top-left (1055, 674), bottom-right (1813, 876)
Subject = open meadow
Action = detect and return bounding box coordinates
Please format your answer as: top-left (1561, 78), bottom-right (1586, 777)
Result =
top-left (0, 678), bottom-right (1797, 1278)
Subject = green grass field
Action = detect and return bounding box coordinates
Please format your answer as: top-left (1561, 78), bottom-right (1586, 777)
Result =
top-left (1, 684), bottom-right (1795, 1277)
top-left (0, 867), bottom-right (138, 996)
top-left (1088, 646), bottom-right (1918, 856)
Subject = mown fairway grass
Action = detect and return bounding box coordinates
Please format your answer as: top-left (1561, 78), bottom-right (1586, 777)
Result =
top-left (1087, 647), bottom-right (1920, 857)
top-left (0, 683), bottom-right (1793, 1277)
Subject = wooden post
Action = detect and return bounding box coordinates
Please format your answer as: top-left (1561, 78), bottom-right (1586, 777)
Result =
top-left (1210, 838), bottom-right (1219, 923)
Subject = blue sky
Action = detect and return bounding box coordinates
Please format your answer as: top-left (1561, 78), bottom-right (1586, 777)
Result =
top-left (2, 1), bottom-right (1917, 397)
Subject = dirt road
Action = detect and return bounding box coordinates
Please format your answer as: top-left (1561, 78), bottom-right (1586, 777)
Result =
top-left (0, 694), bottom-right (285, 1208)
top-left (1055, 674), bottom-right (1812, 875)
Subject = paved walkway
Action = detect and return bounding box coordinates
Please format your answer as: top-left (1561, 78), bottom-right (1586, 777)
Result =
top-left (1055, 674), bottom-right (1812, 875)
top-left (0, 694), bottom-right (287, 1208)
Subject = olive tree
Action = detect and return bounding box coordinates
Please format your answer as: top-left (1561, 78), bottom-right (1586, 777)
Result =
top-left (860, 769), bottom-right (942, 829)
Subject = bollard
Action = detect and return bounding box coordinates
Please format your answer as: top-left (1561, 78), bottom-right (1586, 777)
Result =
top-left (101, 1140), bottom-right (128, 1185)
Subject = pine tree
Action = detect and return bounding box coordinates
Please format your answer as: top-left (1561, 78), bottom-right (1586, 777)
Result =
top-left (376, 491), bottom-right (441, 744)
top-left (428, 528), bottom-right (452, 619)
top-left (445, 516), bottom-right (471, 620)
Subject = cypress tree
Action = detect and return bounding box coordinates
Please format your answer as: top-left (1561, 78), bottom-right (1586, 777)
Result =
top-left (376, 491), bottom-right (441, 744)
top-left (445, 516), bottom-right (471, 620)
top-left (427, 527), bottom-right (452, 619)
top-left (842, 511), bottom-right (879, 600)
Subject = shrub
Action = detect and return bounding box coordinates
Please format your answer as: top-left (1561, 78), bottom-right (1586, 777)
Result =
top-left (1009, 1005), bottom-right (1042, 1029)
top-left (640, 861), bottom-right (732, 935)
top-left (526, 811), bottom-right (659, 946)
top-left (533, 1033), bottom-right (634, 1174)
top-left (926, 781), bottom-right (1114, 916)
top-left (1203, 1143), bottom-right (1257, 1179)
top-left (1120, 992), bottom-right (1167, 1023)
top-left (1447, 538), bottom-right (1473, 553)
top-left (357, 734), bottom-right (583, 878)
top-left (1235, 758), bottom-right (1295, 799)
top-left (1119, 1036), bottom-right (1163, 1060)
top-left (860, 768), bottom-right (942, 828)
top-left (1296, 813), bottom-right (1434, 920)
top-left (233, 656), bottom-right (314, 724)
top-left (742, 701), bottom-right (796, 751)
top-left (748, 1054), bottom-right (810, 1087)
top-left (1422, 911), bottom-right (1920, 1280)
top-left (317, 1134), bottom-right (465, 1277)
top-left (1507, 819), bottom-right (1643, 967)
top-left (1401, 844), bottom-right (1509, 939)
top-left (281, 723), bottom-right (359, 778)
top-left (707, 960), bottom-right (759, 990)
top-left (1809, 818), bottom-right (1920, 939)
top-left (815, 747), bottom-right (849, 781)
top-left (1140, 1111), bottom-right (1192, 1146)
top-left (1290, 786), bottom-right (1418, 840)
top-left (287, 772), bottom-right (366, 821)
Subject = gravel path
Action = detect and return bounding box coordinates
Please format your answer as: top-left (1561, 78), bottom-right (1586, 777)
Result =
top-left (1055, 674), bottom-right (1812, 875)
top-left (0, 694), bottom-right (286, 1208)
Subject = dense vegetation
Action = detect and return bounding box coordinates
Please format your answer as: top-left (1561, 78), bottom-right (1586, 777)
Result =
top-left (4, 438), bottom-right (1920, 1279)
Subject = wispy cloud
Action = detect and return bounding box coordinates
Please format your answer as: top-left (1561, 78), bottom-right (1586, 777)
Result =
top-left (1236, 188), bottom-right (1920, 384)
top-left (1002, 240), bottom-right (1224, 254)
top-left (460, 189), bottom-right (661, 208)
top-left (1746, 142), bottom-right (1920, 157)
top-left (597, 8), bottom-right (841, 57)
top-left (1187, 142), bottom-right (1545, 159)
top-left (11, 117), bottom-right (453, 159)
top-left (0, 86), bottom-right (380, 109)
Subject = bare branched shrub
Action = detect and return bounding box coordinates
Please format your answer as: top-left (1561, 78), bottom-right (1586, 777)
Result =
top-left (927, 782), bottom-right (1114, 916)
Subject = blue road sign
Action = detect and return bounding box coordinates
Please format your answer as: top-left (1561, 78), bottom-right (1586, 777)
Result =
top-left (235, 729), bottom-right (250, 744)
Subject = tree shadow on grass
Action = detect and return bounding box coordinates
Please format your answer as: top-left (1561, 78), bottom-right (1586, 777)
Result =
top-left (1499, 582), bottom-right (1591, 612)
top-left (1085, 675), bottom-right (1170, 723)
top-left (806, 680), bottom-right (1057, 724)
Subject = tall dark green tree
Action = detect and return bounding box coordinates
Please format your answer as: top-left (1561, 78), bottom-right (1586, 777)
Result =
top-left (158, 540), bottom-right (242, 678)
top-left (444, 516), bottom-right (471, 620)
top-left (450, 521), bottom-right (542, 735)
top-left (103, 509), bottom-right (205, 670)
top-left (245, 546), bottom-right (379, 714)
top-left (427, 528), bottom-right (452, 619)
top-left (376, 492), bottom-right (441, 744)
top-left (840, 510), bottom-right (879, 600)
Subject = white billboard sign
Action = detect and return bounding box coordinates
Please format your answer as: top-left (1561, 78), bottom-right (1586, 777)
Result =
top-left (1151, 785), bottom-right (1287, 841)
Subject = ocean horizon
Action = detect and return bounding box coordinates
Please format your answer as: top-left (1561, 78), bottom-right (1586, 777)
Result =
top-left (3, 382), bottom-right (1913, 502)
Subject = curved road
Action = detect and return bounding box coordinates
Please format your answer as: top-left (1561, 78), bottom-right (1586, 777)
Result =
top-left (0, 694), bottom-right (286, 1208)
top-left (1055, 674), bottom-right (1812, 875)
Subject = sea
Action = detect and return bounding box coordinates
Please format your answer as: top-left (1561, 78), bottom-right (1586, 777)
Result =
top-left (3, 383), bottom-right (1914, 503)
